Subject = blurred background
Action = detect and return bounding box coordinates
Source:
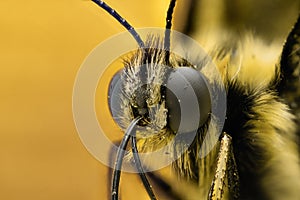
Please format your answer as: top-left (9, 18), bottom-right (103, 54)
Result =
top-left (187, 0), bottom-right (300, 42)
top-left (0, 0), bottom-right (299, 200)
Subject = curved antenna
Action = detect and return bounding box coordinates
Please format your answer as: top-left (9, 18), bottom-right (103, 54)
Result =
top-left (92, 0), bottom-right (145, 47)
top-left (111, 117), bottom-right (157, 200)
top-left (131, 134), bottom-right (157, 199)
top-left (111, 117), bottom-right (141, 200)
top-left (164, 0), bottom-right (177, 62)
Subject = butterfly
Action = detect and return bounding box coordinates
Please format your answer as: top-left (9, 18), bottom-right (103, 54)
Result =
top-left (89, 1), bottom-right (300, 199)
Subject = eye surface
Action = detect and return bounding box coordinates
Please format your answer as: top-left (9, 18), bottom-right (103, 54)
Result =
top-left (108, 65), bottom-right (212, 135)
top-left (165, 67), bottom-right (211, 133)
top-left (108, 70), bottom-right (123, 127)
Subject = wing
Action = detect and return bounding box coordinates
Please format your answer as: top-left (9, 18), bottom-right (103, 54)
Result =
top-left (277, 14), bottom-right (300, 143)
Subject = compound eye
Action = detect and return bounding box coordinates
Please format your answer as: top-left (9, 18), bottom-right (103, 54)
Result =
top-left (165, 67), bottom-right (211, 134)
top-left (108, 71), bottom-right (123, 127)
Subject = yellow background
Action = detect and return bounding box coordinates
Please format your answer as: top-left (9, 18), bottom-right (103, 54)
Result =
top-left (0, 1), bottom-right (173, 199)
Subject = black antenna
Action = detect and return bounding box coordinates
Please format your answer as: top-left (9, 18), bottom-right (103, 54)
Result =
top-left (91, 0), bottom-right (145, 47)
top-left (111, 117), bottom-right (141, 200)
top-left (164, 0), bottom-right (177, 62)
top-left (111, 117), bottom-right (157, 200)
top-left (131, 134), bottom-right (157, 199)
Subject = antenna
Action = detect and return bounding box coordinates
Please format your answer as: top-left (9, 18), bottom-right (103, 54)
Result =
top-left (164, 0), bottom-right (177, 62)
top-left (91, 0), bottom-right (145, 47)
